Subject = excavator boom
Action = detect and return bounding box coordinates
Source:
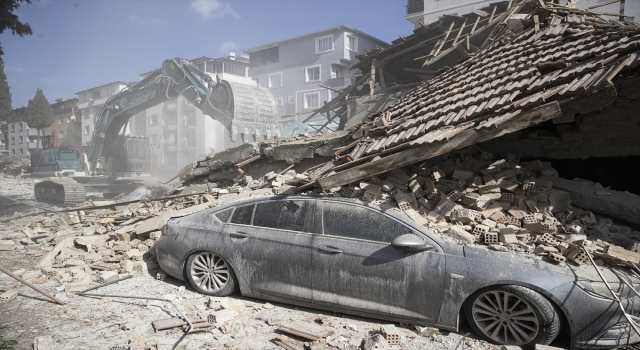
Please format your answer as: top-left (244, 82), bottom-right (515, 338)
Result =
top-left (34, 57), bottom-right (279, 204)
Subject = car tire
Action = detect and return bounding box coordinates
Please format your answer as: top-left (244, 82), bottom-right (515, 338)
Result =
top-left (185, 252), bottom-right (239, 296)
top-left (464, 285), bottom-right (560, 349)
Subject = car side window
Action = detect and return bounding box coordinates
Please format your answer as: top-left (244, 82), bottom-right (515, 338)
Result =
top-left (253, 200), bottom-right (310, 232)
top-left (214, 208), bottom-right (232, 223)
top-left (322, 202), bottom-right (410, 243)
top-left (230, 204), bottom-right (254, 225)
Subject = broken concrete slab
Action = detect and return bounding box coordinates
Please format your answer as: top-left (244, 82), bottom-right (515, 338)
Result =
top-left (541, 176), bottom-right (640, 225)
top-left (135, 202), bottom-right (213, 235)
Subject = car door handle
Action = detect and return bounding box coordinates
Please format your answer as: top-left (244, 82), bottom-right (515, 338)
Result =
top-left (229, 232), bottom-right (249, 239)
top-left (319, 246), bottom-right (343, 254)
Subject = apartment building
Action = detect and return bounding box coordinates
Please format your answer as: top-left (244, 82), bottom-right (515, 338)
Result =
top-left (76, 81), bottom-right (128, 146)
top-left (44, 98), bottom-right (81, 148)
top-left (405, 0), bottom-right (638, 29)
top-left (6, 107), bottom-right (38, 156)
top-left (244, 25), bottom-right (389, 130)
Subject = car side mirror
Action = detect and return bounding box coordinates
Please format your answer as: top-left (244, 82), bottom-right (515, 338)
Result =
top-left (391, 234), bottom-right (433, 252)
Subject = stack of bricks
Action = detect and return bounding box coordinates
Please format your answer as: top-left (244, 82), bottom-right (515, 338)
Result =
top-left (328, 150), bottom-right (640, 268)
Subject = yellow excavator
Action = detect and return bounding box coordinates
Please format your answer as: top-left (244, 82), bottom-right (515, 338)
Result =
top-left (34, 58), bottom-right (279, 204)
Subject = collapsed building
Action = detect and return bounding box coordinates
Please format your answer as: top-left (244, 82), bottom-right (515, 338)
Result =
top-left (176, 0), bottom-right (640, 267)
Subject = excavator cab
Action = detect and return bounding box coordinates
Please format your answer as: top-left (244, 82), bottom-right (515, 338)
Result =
top-left (107, 135), bottom-right (151, 176)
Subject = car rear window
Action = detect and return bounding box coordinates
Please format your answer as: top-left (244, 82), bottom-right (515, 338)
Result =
top-left (214, 208), bottom-right (232, 223)
top-left (253, 200), bottom-right (310, 232)
top-left (322, 202), bottom-right (410, 243)
top-left (230, 204), bottom-right (254, 225)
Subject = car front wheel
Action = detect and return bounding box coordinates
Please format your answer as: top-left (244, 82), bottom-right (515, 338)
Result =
top-left (464, 285), bottom-right (560, 349)
top-left (185, 252), bottom-right (239, 296)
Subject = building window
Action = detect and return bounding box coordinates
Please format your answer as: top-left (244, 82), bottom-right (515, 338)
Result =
top-left (346, 34), bottom-right (358, 51)
top-left (19, 136), bottom-right (23, 144)
top-left (288, 96), bottom-right (295, 104)
top-left (224, 63), bottom-right (246, 76)
top-left (149, 114), bottom-right (158, 125)
top-left (19, 148), bottom-right (23, 155)
top-left (185, 110), bottom-right (196, 126)
top-left (67, 117), bottom-right (71, 123)
top-left (250, 46), bottom-right (279, 68)
top-left (58, 118), bottom-right (63, 125)
top-left (305, 65), bottom-right (321, 83)
top-left (268, 72), bottom-right (283, 88)
top-left (59, 131), bottom-right (64, 139)
top-left (19, 123), bottom-right (23, 131)
top-left (10, 137), bottom-right (14, 145)
top-left (275, 97), bottom-right (284, 106)
top-left (83, 110), bottom-right (89, 119)
top-left (206, 62), bottom-right (215, 73)
top-left (303, 92), bottom-right (320, 109)
top-left (10, 125), bottom-right (14, 133)
top-left (316, 35), bottom-right (334, 54)
top-left (84, 126), bottom-right (90, 135)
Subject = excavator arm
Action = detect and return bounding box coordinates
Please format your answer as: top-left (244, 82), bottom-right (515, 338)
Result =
top-left (86, 57), bottom-right (279, 174)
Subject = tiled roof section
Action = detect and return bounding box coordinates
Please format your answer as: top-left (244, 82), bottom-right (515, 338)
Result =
top-left (351, 1), bottom-right (521, 88)
top-left (357, 9), bottom-right (640, 159)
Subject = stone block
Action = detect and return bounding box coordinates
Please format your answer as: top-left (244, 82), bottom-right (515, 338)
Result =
top-left (499, 228), bottom-right (518, 244)
top-left (213, 308), bottom-right (238, 324)
top-left (446, 226), bottom-right (475, 244)
top-left (548, 252), bottom-right (566, 263)
top-left (484, 231), bottom-right (499, 244)
top-left (0, 290), bottom-right (19, 303)
top-left (380, 324), bottom-right (401, 345)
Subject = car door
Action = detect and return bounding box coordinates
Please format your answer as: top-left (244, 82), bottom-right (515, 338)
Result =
top-left (222, 199), bottom-right (317, 303)
top-left (312, 200), bottom-right (446, 323)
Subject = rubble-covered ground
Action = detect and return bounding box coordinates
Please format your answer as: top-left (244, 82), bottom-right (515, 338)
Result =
top-left (0, 172), bottom-right (519, 350)
top-left (5, 142), bottom-right (640, 349)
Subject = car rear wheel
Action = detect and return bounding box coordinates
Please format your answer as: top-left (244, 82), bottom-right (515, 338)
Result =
top-left (185, 252), bottom-right (238, 296)
top-left (464, 285), bottom-right (560, 349)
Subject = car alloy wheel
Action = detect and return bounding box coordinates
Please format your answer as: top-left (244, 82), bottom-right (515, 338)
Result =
top-left (465, 285), bottom-right (559, 348)
top-left (471, 290), bottom-right (539, 345)
top-left (189, 252), bottom-right (230, 292)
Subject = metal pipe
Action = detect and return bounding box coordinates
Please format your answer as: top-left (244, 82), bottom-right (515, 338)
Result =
top-left (582, 247), bottom-right (640, 338)
top-left (75, 275), bottom-right (132, 294)
top-left (0, 265), bottom-right (65, 305)
top-left (77, 292), bottom-right (192, 333)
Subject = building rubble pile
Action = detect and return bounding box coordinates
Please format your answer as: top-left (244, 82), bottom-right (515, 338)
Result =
top-left (322, 150), bottom-right (640, 267)
top-left (0, 189), bottom-right (223, 293)
top-left (0, 154), bottom-right (29, 175)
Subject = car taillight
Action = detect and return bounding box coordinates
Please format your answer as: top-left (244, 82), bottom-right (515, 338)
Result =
top-left (160, 224), bottom-right (176, 237)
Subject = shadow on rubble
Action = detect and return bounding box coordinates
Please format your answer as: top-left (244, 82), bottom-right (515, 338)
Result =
top-left (0, 194), bottom-right (36, 217)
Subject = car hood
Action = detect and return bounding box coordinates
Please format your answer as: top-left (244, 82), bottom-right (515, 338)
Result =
top-left (463, 245), bottom-right (638, 285)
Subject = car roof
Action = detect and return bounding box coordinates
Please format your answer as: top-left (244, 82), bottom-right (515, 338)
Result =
top-left (207, 194), bottom-right (447, 246)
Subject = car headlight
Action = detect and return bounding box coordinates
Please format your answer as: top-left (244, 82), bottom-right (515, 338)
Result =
top-left (575, 280), bottom-right (623, 300)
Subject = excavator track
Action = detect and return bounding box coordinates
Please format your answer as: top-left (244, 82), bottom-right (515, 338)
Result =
top-left (34, 179), bottom-right (86, 205)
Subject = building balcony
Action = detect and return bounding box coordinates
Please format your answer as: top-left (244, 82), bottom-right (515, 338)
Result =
top-left (27, 129), bottom-right (39, 136)
top-left (406, 2), bottom-right (424, 15)
top-left (325, 76), bottom-right (353, 89)
top-left (27, 141), bottom-right (38, 149)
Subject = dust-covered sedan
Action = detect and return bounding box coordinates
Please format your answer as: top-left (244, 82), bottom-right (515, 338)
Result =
top-left (156, 195), bottom-right (640, 349)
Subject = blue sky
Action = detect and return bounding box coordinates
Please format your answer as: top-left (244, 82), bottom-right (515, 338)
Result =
top-left (0, 0), bottom-right (411, 108)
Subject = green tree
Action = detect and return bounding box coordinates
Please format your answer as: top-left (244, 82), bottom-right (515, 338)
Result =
top-left (0, 59), bottom-right (12, 121)
top-left (23, 88), bottom-right (52, 150)
top-left (0, 0), bottom-right (33, 55)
